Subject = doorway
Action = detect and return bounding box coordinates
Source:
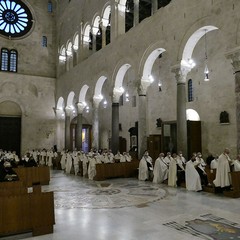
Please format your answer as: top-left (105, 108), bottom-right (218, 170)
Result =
top-left (70, 123), bottom-right (92, 152)
top-left (0, 101), bottom-right (22, 156)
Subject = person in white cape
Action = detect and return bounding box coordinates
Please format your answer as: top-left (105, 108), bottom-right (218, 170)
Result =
top-left (213, 148), bottom-right (233, 189)
top-left (168, 153), bottom-right (178, 187)
top-left (185, 154), bottom-right (202, 192)
top-left (153, 153), bottom-right (168, 184)
top-left (138, 150), bottom-right (153, 181)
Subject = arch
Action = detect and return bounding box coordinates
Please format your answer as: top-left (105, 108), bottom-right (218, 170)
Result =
top-left (79, 85), bottom-right (89, 103)
top-left (186, 109), bottom-right (200, 121)
top-left (0, 100), bottom-right (22, 116)
top-left (119, 0), bottom-right (127, 12)
top-left (73, 32), bottom-right (79, 51)
top-left (83, 24), bottom-right (91, 43)
top-left (26, 82), bottom-right (38, 97)
top-left (181, 25), bottom-right (218, 65)
top-left (94, 76), bottom-right (107, 102)
top-left (59, 45), bottom-right (66, 62)
top-left (66, 91), bottom-right (75, 107)
top-left (92, 15), bottom-right (101, 35)
top-left (56, 97), bottom-right (65, 110)
top-left (102, 4), bottom-right (111, 27)
top-left (139, 42), bottom-right (166, 84)
top-left (66, 40), bottom-right (73, 57)
top-left (114, 63), bottom-right (131, 90)
top-left (0, 97), bottom-right (25, 115)
top-left (0, 82), bottom-right (17, 94)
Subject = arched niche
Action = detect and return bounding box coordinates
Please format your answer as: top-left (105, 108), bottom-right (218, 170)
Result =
top-left (0, 101), bottom-right (22, 116)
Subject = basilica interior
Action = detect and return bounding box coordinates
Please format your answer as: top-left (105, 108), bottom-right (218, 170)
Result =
top-left (1, 0), bottom-right (240, 239)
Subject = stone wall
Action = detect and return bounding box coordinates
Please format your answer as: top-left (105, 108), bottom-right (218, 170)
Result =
top-left (0, 0), bottom-right (57, 154)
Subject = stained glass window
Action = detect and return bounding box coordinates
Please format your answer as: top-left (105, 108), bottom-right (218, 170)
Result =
top-left (1, 48), bottom-right (18, 72)
top-left (1, 48), bottom-right (8, 71)
top-left (188, 79), bottom-right (193, 102)
top-left (42, 36), bottom-right (47, 47)
top-left (48, 1), bottom-right (52, 13)
top-left (0, 0), bottom-right (33, 38)
top-left (9, 49), bottom-right (17, 72)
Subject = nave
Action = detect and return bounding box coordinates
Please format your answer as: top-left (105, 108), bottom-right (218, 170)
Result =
top-left (2, 170), bottom-right (240, 240)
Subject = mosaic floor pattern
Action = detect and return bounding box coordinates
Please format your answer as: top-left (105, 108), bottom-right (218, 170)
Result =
top-left (163, 213), bottom-right (240, 240)
top-left (43, 172), bottom-right (167, 209)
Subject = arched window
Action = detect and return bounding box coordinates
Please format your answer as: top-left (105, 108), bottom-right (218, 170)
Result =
top-left (9, 49), bottom-right (17, 72)
top-left (48, 1), bottom-right (53, 12)
top-left (102, 6), bottom-right (111, 45)
top-left (139, 0), bottom-right (152, 23)
top-left (42, 36), bottom-right (47, 47)
top-left (1, 48), bottom-right (18, 72)
top-left (188, 79), bottom-right (193, 102)
top-left (125, 0), bottom-right (134, 32)
top-left (89, 31), bottom-right (93, 50)
top-left (106, 24), bottom-right (111, 45)
top-left (0, 0), bottom-right (33, 38)
top-left (1, 48), bottom-right (8, 71)
top-left (96, 25), bottom-right (102, 51)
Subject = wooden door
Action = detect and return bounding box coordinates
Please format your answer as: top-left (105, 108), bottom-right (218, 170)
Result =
top-left (0, 116), bottom-right (21, 156)
top-left (187, 120), bottom-right (202, 159)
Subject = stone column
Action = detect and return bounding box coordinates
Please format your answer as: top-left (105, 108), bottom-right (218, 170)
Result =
top-left (54, 108), bottom-right (65, 151)
top-left (172, 65), bottom-right (192, 157)
top-left (111, 0), bottom-right (125, 40)
top-left (78, 21), bottom-right (84, 61)
top-left (64, 107), bottom-right (72, 151)
top-left (111, 102), bottom-right (119, 154)
top-left (152, 0), bottom-right (158, 14)
top-left (102, 25), bottom-right (106, 48)
top-left (138, 80), bottom-right (151, 158)
top-left (110, 0), bottom-right (118, 41)
top-left (111, 88), bottom-right (124, 154)
top-left (134, 0), bottom-right (139, 26)
top-left (92, 98), bottom-right (102, 150)
top-left (226, 48), bottom-right (240, 152)
top-left (75, 102), bottom-right (85, 150)
top-left (92, 32), bottom-right (97, 52)
top-left (92, 105), bottom-right (99, 150)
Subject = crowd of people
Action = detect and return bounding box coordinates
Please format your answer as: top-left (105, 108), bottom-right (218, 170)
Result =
top-left (0, 148), bottom-right (58, 182)
top-left (59, 149), bottom-right (132, 180)
top-left (138, 148), bottom-right (240, 192)
top-left (1, 147), bottom-right (240, 193)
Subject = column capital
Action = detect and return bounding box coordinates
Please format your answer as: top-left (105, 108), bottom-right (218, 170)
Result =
top-left (171, 63), bottom-right (192, 84)
top-left (77, 102), bottom-right (86, 114)
top-left (138, 79), bottom-right (152, 95)
top-left (225, 46), bottom-right (240, 73)
top-left (93, 95), bottom-right (102, 108)
top-left (113, 87), bottom-right (124, 103)
top-left (65, 107), bottom-right (72, 116)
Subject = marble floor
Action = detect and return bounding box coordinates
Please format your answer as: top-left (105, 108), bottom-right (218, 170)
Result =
top-left (2, 170), bottom-right (240, 240)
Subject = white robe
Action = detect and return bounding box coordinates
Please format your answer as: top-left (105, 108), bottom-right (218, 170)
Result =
top-left (88, 157), bottom-right (96, 180)
top-left (60, 153), bottom-right (66, 170)
top-left (81, 155), bottom-right (88, 177)
top-left (185, 160), bottom-right (202, 191)
top-left (168, 158), bottom-right (177, 187)
top-left (153, 157), bottom-right (168, 183)
top-left (65, 153), bottom-right (73, 174)
top-left (138, 157), bottom-right (148, 181)
top-left (73, 155), bottom-right (79, 175)
top-left (213, 153), bottom-right (231, 188)
top-left (233, 160), bottom-right (240, 172)
top-left (210, 159), bottom-right (218, 170)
